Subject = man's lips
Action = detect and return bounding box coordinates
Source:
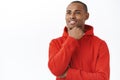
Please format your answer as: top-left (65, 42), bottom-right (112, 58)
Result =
top-left (69, 20), bottom-right (77, 25)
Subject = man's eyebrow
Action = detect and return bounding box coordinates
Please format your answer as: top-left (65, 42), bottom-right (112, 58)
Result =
top-left (66, 10), bottom-right (81, 11)
top-left (75, 10), bottom-right (81, 12)
top-left (66, 10), bottom-right (71, 13)
top-left (66, 10), bottom-right (71, 11)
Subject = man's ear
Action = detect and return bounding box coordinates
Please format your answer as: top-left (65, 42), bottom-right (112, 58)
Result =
top-left (85, 12), bottom-right (89, 20)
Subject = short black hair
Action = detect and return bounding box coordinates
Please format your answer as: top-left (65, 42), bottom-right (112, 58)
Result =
top-left (71, 1), bottom-right (88, 12)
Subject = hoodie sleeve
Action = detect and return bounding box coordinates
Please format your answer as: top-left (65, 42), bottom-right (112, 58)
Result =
top-left (66, 41), bottom-right (110, 80)
top-left (48, 36), bottom-right (79, 76)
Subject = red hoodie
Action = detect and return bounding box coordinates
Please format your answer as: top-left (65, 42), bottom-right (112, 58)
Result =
top-left (48, 25), bottom-right (110, 80)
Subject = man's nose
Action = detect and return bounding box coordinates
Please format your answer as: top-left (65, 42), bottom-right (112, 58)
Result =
top-left (70, 13), bottom-right (76, 19)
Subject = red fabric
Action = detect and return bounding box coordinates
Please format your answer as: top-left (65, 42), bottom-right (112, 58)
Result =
top-left (48, 25), bottom-right (110, 80)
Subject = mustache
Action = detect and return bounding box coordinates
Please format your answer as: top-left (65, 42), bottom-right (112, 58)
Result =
top-left (69, 25), bottom-right (82, 30)
top-left (77, 25), bottom-right (82, 28)
top-left (68, 25), bottom-right (84, 32)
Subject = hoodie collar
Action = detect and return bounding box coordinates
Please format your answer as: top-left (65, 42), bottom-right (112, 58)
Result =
top-left (62, 24), bottom-right (94, 37)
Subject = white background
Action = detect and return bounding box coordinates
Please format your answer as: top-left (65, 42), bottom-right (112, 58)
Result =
top-left (0, 0), bottom-right (120, 80)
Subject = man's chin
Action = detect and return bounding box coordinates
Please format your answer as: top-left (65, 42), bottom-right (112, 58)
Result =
top-left (67, 25), bottom-right (76, 29)
top-left (67, 26), bottom-right (74, 30)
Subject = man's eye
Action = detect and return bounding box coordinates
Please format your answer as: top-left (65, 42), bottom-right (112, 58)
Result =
top-left (66, 12), bottom-right (70, 14)
top-left (66, 11), bottom-right (71, 14)
top-left (75, 11), bottom-right (81, 14)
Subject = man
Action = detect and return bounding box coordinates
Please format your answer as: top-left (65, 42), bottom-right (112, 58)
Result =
top-left (48, 1), bottom-right (110, 80)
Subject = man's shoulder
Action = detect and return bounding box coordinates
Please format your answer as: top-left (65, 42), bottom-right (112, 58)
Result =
top-left (49, 36), bottom-right (65, 45)
top-left (92, 35), bottom-right (107, 45)
top-left (93, 35), bottom-right (103, 41)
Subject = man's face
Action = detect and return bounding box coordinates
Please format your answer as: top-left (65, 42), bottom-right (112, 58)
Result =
top-left (66, 3), bottom-right (89, 30)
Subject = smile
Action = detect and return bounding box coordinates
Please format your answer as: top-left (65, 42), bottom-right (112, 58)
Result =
top-left (69, 20), bottom-right (77, 25)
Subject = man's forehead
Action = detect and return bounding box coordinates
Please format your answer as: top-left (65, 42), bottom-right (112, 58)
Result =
top-left (66, 3), bottom-right (84, 10)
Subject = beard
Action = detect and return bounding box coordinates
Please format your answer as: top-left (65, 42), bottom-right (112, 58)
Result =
top-left (67, 23), bottom-right (83, 30)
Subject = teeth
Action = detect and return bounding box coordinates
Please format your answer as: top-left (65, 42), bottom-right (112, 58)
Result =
top-left (70, 21), bottom-right (76, 24)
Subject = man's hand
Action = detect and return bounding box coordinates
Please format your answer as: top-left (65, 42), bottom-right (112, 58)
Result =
top-left (57, 66), bottom-right (69, 78)
top-left (57, 70), bottom-right (68, 78)
top-left (68, 27), bottom-right (85, 39)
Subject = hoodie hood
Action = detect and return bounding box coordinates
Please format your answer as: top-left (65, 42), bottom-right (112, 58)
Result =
top-left (62, 24), bottom-right (94, 38)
